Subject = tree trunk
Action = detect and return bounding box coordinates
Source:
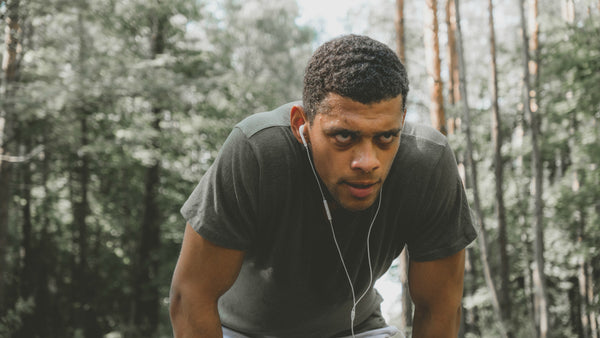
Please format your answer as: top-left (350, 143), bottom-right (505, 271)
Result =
top-left (72, 115), bottom-right (95, 335)
top-left (0, 0), bottom-right (21, 310)
top-left (519, 0), bottom-right (550, 335)
top-left (19, 135), bottom-right (34, 298)
top-left (517, 230), bottom-right (538, 337)
top-left (132, 13), bottom-right (166, 338)
top-left (394, 0), bottom-right (406, 64)
top-left (394, 2), bottom-right (412, 333)
top-left (590, 269), bottom-right (599, 338)
top-left (446, 0), bottom-right (460, 105)
top-left (463, 247), bottom-right (480, 336)
top-left (488, 0), bottom-right (512, 332)
top-left (398, 249), bottom-right (412, 334)
top-left (569, 274), bottom-right (584, 337)
top-left (423, 0), bottom-right (446, 135)
top-left (562, 0), bottom-right (576, 22)
top-left (578, 251), bottom-right (592, 338)
top-left (584, 258), bottom-right (598, 338)
top-left (14, 132), bottom-right (36, 338)
top-left (38, 128), bottom-right (54, 336)
top-left (133, 117), bottom-right (161, 337)
top-left (70, 5), bottom-right (100, 337)
top-left (573, 174), bottom-right (590, 338)
top-left (0, 133), bottom-right (12, 313)
top-left (454, 1), bottom-right (510, 336)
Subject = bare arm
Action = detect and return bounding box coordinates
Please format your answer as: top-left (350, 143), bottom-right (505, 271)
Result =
top-left (170, 223), bottom-right (245, 338)
top-left (409, 249), bottom-right (466, 337)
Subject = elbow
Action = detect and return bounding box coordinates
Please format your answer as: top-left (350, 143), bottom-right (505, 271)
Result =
top-left (169, 281), bottom-right (223, 337)
top-left (453, 305), bottom-right (462, 333)
top-left (413, 303), bottom-right (462, 337)
top-left (169, 282), bottom-right (188, 336)
top-left (169, 287), bottom-right (182, 322)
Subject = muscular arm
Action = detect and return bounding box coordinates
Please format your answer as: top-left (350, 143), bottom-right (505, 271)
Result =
top-left (170, 223), bottom-right (245, 338)
top-left (409, 249), bottom-right (465, 337)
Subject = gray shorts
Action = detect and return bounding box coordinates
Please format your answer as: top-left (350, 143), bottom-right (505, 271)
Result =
top-left (222, 325), bottom-right (401, 338)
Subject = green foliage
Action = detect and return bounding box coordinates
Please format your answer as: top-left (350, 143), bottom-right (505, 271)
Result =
top-left (0, 0), bottom-right (315, 336)
top-left (358, 1), bottom-right (600, 335)
top-left (0, 297), bottom-right (35, 337)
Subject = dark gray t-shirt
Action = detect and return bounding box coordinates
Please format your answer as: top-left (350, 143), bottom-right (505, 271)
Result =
top-left (181, 102), bottom-right (477, 337)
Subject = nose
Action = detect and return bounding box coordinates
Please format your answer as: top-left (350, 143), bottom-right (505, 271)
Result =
top-left (350, 142), bottom-right (380, 173)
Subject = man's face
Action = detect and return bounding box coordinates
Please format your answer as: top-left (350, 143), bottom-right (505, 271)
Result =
top-left (306, 93), bottom-right (405, 211)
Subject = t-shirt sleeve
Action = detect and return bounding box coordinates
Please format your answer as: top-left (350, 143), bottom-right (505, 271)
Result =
top-left (180, 126), bottom-right (259, 251)
top-left (406, 143), bottom-right (477, 262)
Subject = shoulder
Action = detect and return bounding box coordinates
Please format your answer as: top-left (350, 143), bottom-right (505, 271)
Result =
top-left (235, 101), bottom-right (299, 138)
top-left (212, 102), bottom-right (301, 170)
top-left (232, 102), bottom-right (303, 164)
top-left (395, 122), bottom-right (453, 172)
top-left (384, 122), bottom-right (460, 209)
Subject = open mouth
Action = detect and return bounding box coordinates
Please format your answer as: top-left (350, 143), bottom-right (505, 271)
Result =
top-left (344, 181), bottom-right (378, 198)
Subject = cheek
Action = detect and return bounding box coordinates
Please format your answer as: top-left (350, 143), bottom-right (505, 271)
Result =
top-left (312, 146), bottom-right (348, 179)
top-left (380, 150), bottom-right (399, 172)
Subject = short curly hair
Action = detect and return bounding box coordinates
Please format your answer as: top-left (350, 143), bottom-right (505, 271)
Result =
top-left (302, 34), bottom-right (409, 122)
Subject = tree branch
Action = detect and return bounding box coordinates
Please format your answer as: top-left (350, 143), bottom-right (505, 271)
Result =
top-left (0, 145), bottom-right (44, 163)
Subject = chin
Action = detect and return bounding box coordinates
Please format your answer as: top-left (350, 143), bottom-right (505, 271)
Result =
top-left (339, 199), bottom-right (377, 212)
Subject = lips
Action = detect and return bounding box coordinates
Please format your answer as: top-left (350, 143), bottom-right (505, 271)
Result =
top-left (344, 181), bottom-right (378, 199)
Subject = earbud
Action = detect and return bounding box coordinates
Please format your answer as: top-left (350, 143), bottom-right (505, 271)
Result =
top-left (299, 124), bottom-right (308, 148)
top-left (297, 120), bottom-right (380, 338)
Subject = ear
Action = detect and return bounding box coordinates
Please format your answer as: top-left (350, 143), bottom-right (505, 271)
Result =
top-left (290, 105), bottom-right (308, 145)
top-left (401, 108), bottom-right (407, 129)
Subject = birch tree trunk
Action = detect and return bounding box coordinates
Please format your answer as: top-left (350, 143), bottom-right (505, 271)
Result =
top-left (562, 0), bottom-right (576, 22)
top-left (454, 1), bottom-right (509, 336)
top-left (423, 0), bottom-right (446, 135)
top-left (576, 197), bottom-right (592, 338)
top-left (488, 0), bottom-right (512, 332)
top-left (519, 0), bottom-right (550, 335)
top-left (0, 0), bottom-right (21, 310)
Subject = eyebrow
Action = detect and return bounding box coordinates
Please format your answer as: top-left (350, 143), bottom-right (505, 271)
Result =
top-left (375, 128), bottom-right (403, 136)
top-left (323, 127), bottom-right (402, 137)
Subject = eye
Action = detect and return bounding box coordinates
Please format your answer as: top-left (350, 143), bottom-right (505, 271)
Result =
top-left (377, 132), bottom-right (398, 145)
top-left (334, 131), bottom-right (353, 144)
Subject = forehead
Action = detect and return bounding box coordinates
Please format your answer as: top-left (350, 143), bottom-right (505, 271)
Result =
top-left (315, 93), bottom-right (404, 130)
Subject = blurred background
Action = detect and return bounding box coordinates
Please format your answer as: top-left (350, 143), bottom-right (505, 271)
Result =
top-left (0, 0), bottom-right (598, 337)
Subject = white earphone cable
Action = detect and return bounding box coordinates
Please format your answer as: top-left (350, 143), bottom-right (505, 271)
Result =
top-left (300, 126), bottom-right (382, 338)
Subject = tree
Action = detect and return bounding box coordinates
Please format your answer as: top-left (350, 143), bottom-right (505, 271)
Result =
top-left (487, 0), bottom-right (512, 333)
top-left (69, 4), bottom-right (99, 336)
top-left (423, 0), bottom-right (446, 134)
top-left (454, 0), bottom-right (510, 336)
top-left (394, 1), bottom-right (413, 334)
top-left (540, 12), bottom-right (600, 337)
top-left (132, 5), bottom-right (168, 337)
top-left (395, 0), bottom-right (406, 64)
top-left (0, 0), bottom-right (316, 336)
top-left (518, 0), bottom-right (550, 335)
top-left (445, 0), bottom-right (460, 106)
top-left (0, 0), bottom-right (22, 313)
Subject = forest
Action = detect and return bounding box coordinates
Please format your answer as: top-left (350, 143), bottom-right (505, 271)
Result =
top-left (0, 0), bottom-right (598, 337)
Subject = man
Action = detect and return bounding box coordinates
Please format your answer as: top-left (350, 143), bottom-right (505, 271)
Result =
top-left (170, 34), bottom-right (477, 338)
